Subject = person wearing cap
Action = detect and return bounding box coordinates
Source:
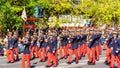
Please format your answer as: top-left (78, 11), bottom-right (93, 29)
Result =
top-left (98, 30), bottom-right (102, 55)
top-left (37, 33), bottom-right (45, 62)
top-left (67, 31), bottom-right (79, 64)
top-left (104, 32), bottom-right (113, 65)
top-left (94, 30), bottom-right (101, 61)
top-left (76, 30), bottom-right (82, 59)
top-left (87, 29), bottom-right (96, 65)
top-left (81, 30), bottom-right (88, 57)
top-left (46, 34), bottom-right (57, 67)
top-left (52, 31), bottom-right (59, 61)
top-left (42, 38), bottom-right (48, 61)
top-left (79, 30), bottom-right (85, 58)
top-left (31, 33), bottom-right (38, 59)
top-left (12, 32), bottom-right (19, 61)
top-left (6, 32), bottom-right (14, 63)
top-left (59, 31), bottom-right (67, 59)
top-left (64, 30), bottom-right (69, 59)
top-left (110, 31), bottom-right (120, 68)
top-left (84, 30), bottom-right (88, 56)
top-left (21, 37), bottom-right (31, 68)
top-left (77, 30), bottom-right (82, 59)
top-left (40, 34), bottom-right (47, 62)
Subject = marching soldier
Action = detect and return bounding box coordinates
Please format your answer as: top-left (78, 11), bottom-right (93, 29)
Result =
top-left (40, 34), bottom-right (47, 62)
top-left (94, 30), bottom-right (101, 61)
top-left (110, 31), bottom-right (120, 68)
top-left (64, 30), bottom-right (69, 59)
top-left (67, 31), bottom-right (79, 64)
top-left (52, 31), bottom-right (58, 60)
top-left (87, 29), bottom-right (96, 65)
top-left (42, 37), bottom-right (48, 61)
top-left (31, 33), bottom-right (38, 58)
top-left (46, 33), bottom-right (57, 67)
top-left (13, 32), bottom-right (19, 61)
top-left (21, 35), bottom-right (31, 68)
top-left (81, 30), bottom-right (87, 57)
top-left (104, 31), bottom-right (113, 65)
top-left (98, 30), bottom-right (102, 55)
top-left (60, 31), bottom-right (67, 59)
top-left (67, 30), bottom-right (72, 55)
top-left (76, 30), bottom-right (82, 59)
top-left (6, 32), bottom-right (14, 63)
top-left (37, 33), bottom-right (45, 62)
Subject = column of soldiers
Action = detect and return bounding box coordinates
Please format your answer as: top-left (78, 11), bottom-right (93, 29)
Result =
top-left (5, 27), bottom-right (120, 68)
top-left (104, 29), bottom-right (120, 68)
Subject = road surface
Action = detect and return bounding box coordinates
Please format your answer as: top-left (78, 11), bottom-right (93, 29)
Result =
top-left (0, 47), bottom-right (117, 68)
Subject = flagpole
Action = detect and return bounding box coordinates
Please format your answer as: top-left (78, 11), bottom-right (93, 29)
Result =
top-left (23, 7), bottom-right (25, 36)
top-left (21, 7), bottom-right (27, 36)
top-left (23, 0), bottom-right (26, 35)
top-left (23, 19), bottom-right (25, 36)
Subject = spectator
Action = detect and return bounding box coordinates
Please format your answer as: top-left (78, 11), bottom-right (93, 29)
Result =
top-left (0, 37), bottom-right (5, 56)
top-left (2, 35), bottom-right (8, 56)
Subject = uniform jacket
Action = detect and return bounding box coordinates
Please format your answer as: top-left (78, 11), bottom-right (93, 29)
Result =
top-left (33, 36), bottom-right (38, 46)
top-left (111, 38), bottom-right (119, 55)
top-left (88, 34), bottom-right (96, 48)
top-left (71, 35), bottom-right (78, 49)
top-left (8, 37), bottom-right (14, 49)
top-left (23, 41), bottom-right (31, 54)
top-left (48, 38), bottom-right (56, 53)
top-left (13, 37), bottom-right (18, 48)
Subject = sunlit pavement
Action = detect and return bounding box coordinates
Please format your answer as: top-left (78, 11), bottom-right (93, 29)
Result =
top-left (0, 47), bottom-right (116, 68)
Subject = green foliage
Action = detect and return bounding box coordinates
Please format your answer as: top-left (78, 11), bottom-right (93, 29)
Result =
top-left (0, 0), bottom-right (120, 32)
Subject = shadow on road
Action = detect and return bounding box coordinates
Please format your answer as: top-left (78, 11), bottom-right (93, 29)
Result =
top-left (30, 65), bottom-right (35, 68)
top-left (69, 66), bottom-right (82, 68)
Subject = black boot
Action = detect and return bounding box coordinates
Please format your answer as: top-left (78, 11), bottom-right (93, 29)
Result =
top-left (104, 60), bottom-right (108, 65)
top-left (7, 61), bottom-right (11, 63)
top-left (32, 56), bottom-right (35, 60)
top-left (82, 55), bottom-right (85, 57)
top-left (39, 60), bottom-right (43, 62)
top-left (91, 62), bottom-right (95, 65)
top-left (107, 62), bottom-right (111, 66)
top-left (46, 65), bottom-right (51, 67)
top-left (87, 61), bottom-right (91, 65)
top-left (67, 62), bottom-right (71, 64)
top-left (16, 56), bottom-right (19, 61)
top-left (59, 57), bottom-right (64, 60)
top-left (53, 65), bottom-right (57, 67)
top-left (65, 56), bottom-right (68, 59)
top-left (96, 59), bottom-right (99, 61)
top-left (76, 61), bottom-right (79, 64)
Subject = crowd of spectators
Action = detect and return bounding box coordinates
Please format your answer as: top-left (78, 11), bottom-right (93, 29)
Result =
top-left (0, 35), bottom-right (24, 56)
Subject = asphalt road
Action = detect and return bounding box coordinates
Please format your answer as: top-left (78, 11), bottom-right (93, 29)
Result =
top-left (0, 47), bottom-right (118, 68)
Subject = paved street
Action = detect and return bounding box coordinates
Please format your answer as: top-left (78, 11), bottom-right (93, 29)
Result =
top-left (0, 47), bottom-right (117, 68)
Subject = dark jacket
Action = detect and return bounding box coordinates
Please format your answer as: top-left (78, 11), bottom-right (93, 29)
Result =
top-left (23, 41), bottom-right (31, 54)
top-left (13, 37), bottom-right (18, 48)
top-left (8, 37), bottom-right (14, 49)
top-left (71, 35), bottom-right (78, 49)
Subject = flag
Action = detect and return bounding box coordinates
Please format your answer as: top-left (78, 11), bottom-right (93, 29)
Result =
top-left (21, 7), bottom-right (27, 21)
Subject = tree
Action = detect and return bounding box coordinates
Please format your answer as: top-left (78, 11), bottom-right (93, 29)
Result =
top-left (0, 0), bottom-right (120, 32)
